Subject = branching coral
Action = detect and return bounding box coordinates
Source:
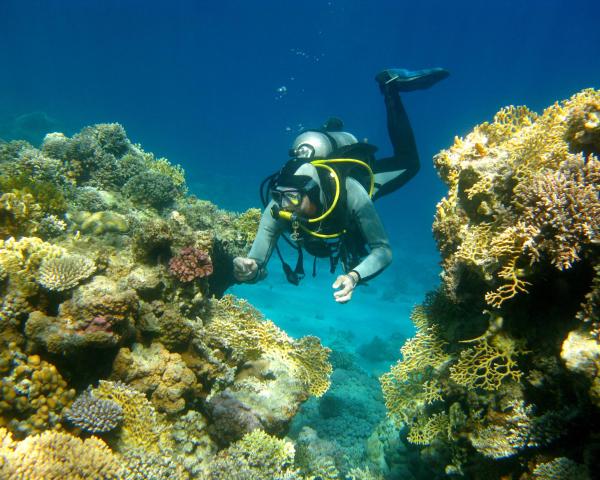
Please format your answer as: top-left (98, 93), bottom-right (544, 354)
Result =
top-left (37, 253), bottom-right (96, 291)
top-left (63, 387), bottom-right (123, 433)
top-left (0, 428), bottom-right (122, 480)
top-left (433, 89), bottom-right (600, 307)
top-left (406, 411), bottom-right (449, 445)
top-left (204, 429), bottom-right (300, 480)
top-left (205, 295), bottom-right (332, 397)
top-left (93, 380), bottom-right (173, 454)
top-left (449, 333), bottom-right (525, 391)
top-left (379, 309), bottom-right (449, 425)
top-left (532, 457), bottom-right (590, 480)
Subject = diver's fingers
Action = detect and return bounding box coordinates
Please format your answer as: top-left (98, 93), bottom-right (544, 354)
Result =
top-left (334, 288), bottom-right (353, 303)
top-left (332, 275), bottom-right (346, 289)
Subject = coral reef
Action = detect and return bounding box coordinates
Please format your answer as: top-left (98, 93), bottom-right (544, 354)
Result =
top-left (378, 90), bottom-right (600, 478)
top-left (0, 122), bottom-right (358, 478)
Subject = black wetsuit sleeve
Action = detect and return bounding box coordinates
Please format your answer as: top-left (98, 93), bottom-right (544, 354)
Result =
top-left (246, 201), bottom-right (286, 282)
top-left (346, 178), bottom-right (392, 280)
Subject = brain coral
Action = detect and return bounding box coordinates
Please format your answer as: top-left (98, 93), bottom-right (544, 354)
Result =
top-left (37, 253), bottom-right (96, 291)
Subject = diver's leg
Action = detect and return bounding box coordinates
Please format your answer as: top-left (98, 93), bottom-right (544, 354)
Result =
top-left (372, 67), bottom-right (449, 200)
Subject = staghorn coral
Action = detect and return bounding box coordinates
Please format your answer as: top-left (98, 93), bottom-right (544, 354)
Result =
top-left (63, 387), bottom-right (123, 434)
top-left (168, 246), bottom-right (213, 282)
top-left (37, 253), bottom-right (96, 291)
top-left (0, 428), bottom-right (121, 480)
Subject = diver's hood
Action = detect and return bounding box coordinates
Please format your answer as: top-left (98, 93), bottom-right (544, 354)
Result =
top-left (291, 130), bottom-right (358, 159)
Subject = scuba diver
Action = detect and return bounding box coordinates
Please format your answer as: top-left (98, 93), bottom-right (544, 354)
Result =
top-left (233, 67), bottom-right (449, 303)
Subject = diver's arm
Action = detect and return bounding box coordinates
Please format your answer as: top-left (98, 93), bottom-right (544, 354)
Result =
top-left (346, 178), bottom-right (393, 281)
top-left (243, 201), bottom-right (286, 282)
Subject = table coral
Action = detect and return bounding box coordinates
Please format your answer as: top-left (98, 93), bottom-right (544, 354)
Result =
top-left (37, 253), bottom-right (96, 291)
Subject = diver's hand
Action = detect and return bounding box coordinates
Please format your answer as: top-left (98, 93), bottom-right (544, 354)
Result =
top-left (332, 271), bottom-right (359, 303)
top-left (233, 257), bottom-right (258, 282)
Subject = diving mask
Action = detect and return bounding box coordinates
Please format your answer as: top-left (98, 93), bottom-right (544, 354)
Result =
top-left (271, 187), bottom-right (303, 208)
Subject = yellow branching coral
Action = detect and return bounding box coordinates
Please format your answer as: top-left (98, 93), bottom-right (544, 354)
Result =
top-left (449, 333), bottom-right (525, 391)
top-left (407, 411), bottom-right (450, 445)
top-left (0, 191), bottom-right (42, 238)
top-left (93, 380), bottom-right (173, 454)
top-left (205, 295), bottom-right (332, 396)
top-left (0, 428), bottom-right (121, 480)
top-left (432, 89), bottom-right (600, 308)
top-left (380, 312), bottom-right (450, 424)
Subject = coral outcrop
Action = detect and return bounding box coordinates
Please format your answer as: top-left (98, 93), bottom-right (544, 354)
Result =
top-left (0, 122), bottom-right (338, 479)
top-left (379, 89), bottom-right (600, 478)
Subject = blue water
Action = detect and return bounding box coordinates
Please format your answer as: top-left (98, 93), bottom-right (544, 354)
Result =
top-left (2, 0), bottom-right (599, 359)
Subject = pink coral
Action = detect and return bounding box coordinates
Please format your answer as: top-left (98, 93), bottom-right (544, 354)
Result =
top-left (168, 246), bottom-right (213, 282)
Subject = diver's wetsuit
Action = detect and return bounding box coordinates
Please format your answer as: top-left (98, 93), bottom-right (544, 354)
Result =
top-left (246, 87), bottom-right (419, 283)
top-left (372, 88), bottom-right (420, 200)
top-left (248, 177), bottom-right (392, 282)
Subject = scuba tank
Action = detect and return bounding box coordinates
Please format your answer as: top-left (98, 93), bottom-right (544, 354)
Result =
top-left (290, 130), bottom-right (359, 159)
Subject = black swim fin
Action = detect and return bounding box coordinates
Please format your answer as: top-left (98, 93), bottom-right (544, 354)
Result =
top-left (375, 67), bottom-right (449, 92)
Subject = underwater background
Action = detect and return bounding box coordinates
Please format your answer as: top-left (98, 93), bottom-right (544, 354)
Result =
top-left (1, 0), bottom-right (600, 479)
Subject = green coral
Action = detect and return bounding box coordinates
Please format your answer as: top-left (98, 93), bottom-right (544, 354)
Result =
top-left (0, 173), bottom-right (67, 216)
top-left (123, 171), bottom-right (178, 209)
